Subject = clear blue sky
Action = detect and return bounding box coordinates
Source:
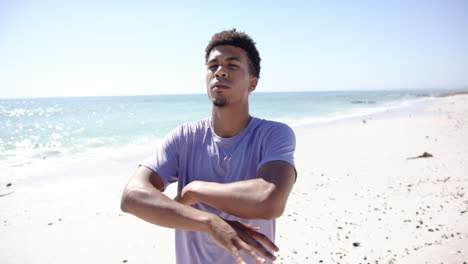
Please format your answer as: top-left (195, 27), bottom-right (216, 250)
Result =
top-left (1, 0), bottom-right (467, 98)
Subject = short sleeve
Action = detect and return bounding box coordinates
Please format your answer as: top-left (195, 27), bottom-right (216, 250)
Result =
top-left (140, 126), bottom-right (181, 191)
top-left (257, 123), bottom-right (296, 176)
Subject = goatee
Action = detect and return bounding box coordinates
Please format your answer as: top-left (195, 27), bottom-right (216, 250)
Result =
top-left (212, 98), bottom-right (227, 108)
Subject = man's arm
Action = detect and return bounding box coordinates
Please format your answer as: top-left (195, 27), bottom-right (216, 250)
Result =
top-left (121, 166), bottom-right (278, 264)
top-left (176, 160), bottom-right (296, 220)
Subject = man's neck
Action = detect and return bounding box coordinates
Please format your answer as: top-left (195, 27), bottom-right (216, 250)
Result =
top-left (211, 105), bottom-right (251, 138)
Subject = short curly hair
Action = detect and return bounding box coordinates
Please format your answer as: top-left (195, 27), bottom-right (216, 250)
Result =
top-left (205, 29), bottom-right (261, 78)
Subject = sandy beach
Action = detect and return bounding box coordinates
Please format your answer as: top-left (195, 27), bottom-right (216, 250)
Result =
top-left (1, 94), bottom-right (467, 264)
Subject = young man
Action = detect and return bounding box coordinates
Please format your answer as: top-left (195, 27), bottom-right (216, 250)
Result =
top-left (121, 29), bottom-right (296, 264)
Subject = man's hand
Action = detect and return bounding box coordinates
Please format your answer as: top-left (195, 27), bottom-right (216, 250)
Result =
top-left (207, 217), bottom-right (279, 264)
top-left (174, 180), bottom-right (201, 206)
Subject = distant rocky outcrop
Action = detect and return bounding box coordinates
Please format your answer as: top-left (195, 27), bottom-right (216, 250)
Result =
top-left (350, 101), bottom-right (376, 104)
top-left (436, 91), bottom-right (468, 97)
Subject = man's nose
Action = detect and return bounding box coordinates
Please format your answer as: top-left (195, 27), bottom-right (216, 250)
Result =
top-left (215, 66), bottom-right (228, 78)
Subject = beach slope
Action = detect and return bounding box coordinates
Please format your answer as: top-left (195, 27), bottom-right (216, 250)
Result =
top-left (1, 95), bottom-right (467, 263)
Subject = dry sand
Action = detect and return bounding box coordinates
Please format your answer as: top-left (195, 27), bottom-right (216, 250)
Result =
top-left (1, 94), bottom-right (467, 264)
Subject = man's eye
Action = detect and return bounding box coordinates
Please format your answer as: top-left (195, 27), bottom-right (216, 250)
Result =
top-left (229, 64), bottom-right (239, 68)
top-left (209, 65), bottom-right (218, 70)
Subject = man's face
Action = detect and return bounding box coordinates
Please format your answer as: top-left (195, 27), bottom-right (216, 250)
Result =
top-left (206, 45), bottom-right (257, 108)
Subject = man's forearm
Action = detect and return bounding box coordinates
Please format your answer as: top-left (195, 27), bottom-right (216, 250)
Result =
top-left (179, 161), bottom-right (296, 220)
top-left (180, 179), bottom-right (283, 220)
top-left (121, 182), bottom-right (215, 232)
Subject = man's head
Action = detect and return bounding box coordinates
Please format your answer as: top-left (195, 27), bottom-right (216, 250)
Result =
top-left (205, 30), bottom-right (261, 108)
top-left (205, 29), bottom-right (261, 78)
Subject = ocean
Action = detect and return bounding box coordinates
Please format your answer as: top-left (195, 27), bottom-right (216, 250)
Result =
top-left (0, 89), bottom-right (463, 186)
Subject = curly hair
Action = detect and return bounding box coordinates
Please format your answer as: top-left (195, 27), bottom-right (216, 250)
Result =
top-left (205, 29), bottom-right (261, 78)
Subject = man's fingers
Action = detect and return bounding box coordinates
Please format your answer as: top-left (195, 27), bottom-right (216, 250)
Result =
top-left (229, 245), bottom-right (247, 264)
top-left (248, 229), bottom-right (279, 252)
top-left (238, 221), bottom-right (261, 232)
top-left (234, 239), bottom-right (267, 264)
top-left (235, 221), bottom-right (279, 253)
top-left (235, 226), bottom-right (276, 261)
top-left (173, 193), bottom-right (196, 206)
top-left (239, 233), bottom-right (276, 261)
top-left (223, 220), bottom-right (278, 263)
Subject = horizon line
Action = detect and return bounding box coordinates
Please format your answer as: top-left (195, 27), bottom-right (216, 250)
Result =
top-left (1, 87), bottom-right (467, 100)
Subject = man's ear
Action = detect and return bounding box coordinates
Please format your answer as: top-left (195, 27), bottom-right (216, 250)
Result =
top-left (248, 77), bottom-right (258, 93)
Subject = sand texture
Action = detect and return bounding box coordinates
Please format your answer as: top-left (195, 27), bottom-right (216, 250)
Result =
top-left (1, 95), bottom-right (467, 264)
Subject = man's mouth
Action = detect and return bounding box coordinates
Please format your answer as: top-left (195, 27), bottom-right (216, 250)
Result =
top-left (212, 82), bottom-right (230, 90)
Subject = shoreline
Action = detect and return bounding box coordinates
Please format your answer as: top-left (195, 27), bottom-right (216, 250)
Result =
top-left (2, 93), bottom-right (448, 191)
top-left (290, 96), bottom-right (439, 129)
top-left (1, 94), bottom-right (467, 263)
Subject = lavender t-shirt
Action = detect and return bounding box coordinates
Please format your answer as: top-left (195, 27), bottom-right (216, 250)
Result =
top-left (141, 117), bottom-right (296, 264)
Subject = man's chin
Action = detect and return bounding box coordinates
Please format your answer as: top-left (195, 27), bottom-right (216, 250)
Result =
top-left (212, 98), bottom-right (227, 108)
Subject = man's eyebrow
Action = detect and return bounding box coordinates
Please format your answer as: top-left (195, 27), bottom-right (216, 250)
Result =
top-left (207, 56), bottom-right (242, 64)
top-left (207, 58), bottom-right (218, 64)
top-left (226, 56), bottom-right (241, 63)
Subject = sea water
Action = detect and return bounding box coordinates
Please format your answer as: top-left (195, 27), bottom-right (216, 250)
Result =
top-left (0, 89), bottom-right (463, 185)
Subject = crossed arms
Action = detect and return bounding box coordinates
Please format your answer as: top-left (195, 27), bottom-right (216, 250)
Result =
top-left (120, 160), bottom-right (295, 264)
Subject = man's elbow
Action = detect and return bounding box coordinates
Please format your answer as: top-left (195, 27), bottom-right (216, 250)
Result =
top-left (255, 185), bottom-right (289, 220)
top-left (120, 188), bottom-right (140, 213)
top-left (258, 201), bottom-right (286, 220)
top-left (120, 189), bottom-right (131, 213)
